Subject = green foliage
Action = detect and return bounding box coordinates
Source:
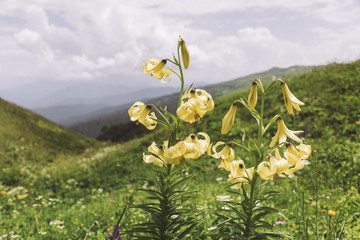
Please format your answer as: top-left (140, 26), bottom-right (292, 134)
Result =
top-left (1, 60), bottom-right (360, 239)
top-left (97, 121), bottom-right (152, 142)
top-left (127, 166), bottom-right (198, 239)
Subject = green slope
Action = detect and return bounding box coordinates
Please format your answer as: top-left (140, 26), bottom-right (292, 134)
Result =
top-left (1, 61), bottom-right (359, 239)
top-left (0, 98), bottom-right (98, 164)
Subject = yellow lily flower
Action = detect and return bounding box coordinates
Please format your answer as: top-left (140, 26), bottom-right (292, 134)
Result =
top-left (228, 160), bottom-right (254, 188)
top-left (183, 132), bottom-right (210, 159)
top-left (257, 149), bottom-right (289, 180)
top-left (143, 142), bottom-right (165, 167)
top-left (163, 140), bottom-right (187, 165)
top-left (142, 58), bottom-right (173, 83)
top-left (143, 140), bottom-right (187, 166)
top-left (128, 101), bottom-right (151, 122)
top-left (139, 112), bottom-right (157, 130)
top-left (208, 142), bottom-right (235, 171)
top-left (281, 81), bottom-right (305, 115)
top-left (248, 82), bottom-right (258, 109)
top-left (284, 143), bottom-right (311, 175)
top-left (221, 102), bottom-right (238, 135)
top-left (269, 117), bottom-right (303, 147)
top-left (128, 101), bottom-right (157, 130)
top-left (177, 89), bottom-right (214, 123)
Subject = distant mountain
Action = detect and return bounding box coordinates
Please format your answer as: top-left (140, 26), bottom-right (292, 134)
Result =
top-left (0, 81), bottom-right (146, 108)
top-left (0, 98), bottom-right (97, 162)
top-left (32, 103), bottom-right (108, 125)
top-left (31, 86), bottom-right (179, 125)
top-left (69, 65), bottom-right (320, 138)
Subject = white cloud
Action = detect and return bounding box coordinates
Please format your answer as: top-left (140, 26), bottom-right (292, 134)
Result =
top-left (0, 0), bottom-right (359, 91)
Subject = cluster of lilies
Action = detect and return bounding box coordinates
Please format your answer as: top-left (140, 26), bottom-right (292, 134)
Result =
top-left (128, 37), bottom-right (311, 188)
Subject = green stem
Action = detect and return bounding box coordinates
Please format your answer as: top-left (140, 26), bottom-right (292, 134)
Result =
top-left (264, 79), bottom-right (282, 96)
top-left (230, 141), bottom-right (250, 152)
top-left (150, 104), bottom-right (170, 125)
top-left (177, 45), bottom-right (185, 109)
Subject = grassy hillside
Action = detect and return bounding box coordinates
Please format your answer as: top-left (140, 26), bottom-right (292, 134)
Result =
top-left (1, 61), bottom-right (359, 239)
top-left (0, 98), bottom-right (98, 166)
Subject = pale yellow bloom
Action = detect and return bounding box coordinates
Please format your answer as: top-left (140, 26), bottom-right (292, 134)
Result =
top-left (143, 140), bottom-right (187, 166)
top-left (177, 89), bottom-right (214, 123)
top-left (221, 102), bottom-right (238, 135)
top-left (142, 58), bottom-right (173, 83)
top-left (139, 112), bottom-right (157, 130)
top-left (248, 82), bottom-right (258, 109)
top-left (143, 142), bottom-right (165, 167)
top-left (281, 81), bottom-right (305, 115)
top-left (163, 140), bottom-right (187, 165)
top-left (284, 143), bottom-right (311, 175)
top-left (183, 132), bottom-right (210, 159)
top-left (128, 101), bottom-right (157, 130)
top-left (257, 149), bottom-right (289, 180)
top-left (269, 117), bottom-right (303, 147)
top-left (180, 39), bottom-right (190, 69)
top-left (208, 142), bottom-right (235, 171)
top-left (228, 160), bottom-right (254, 188)
top-left (128, 101), bottom-right (150, 122)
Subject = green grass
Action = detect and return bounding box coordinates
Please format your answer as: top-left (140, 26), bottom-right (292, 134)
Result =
top-left (1, 60), bottom-right (360, 239)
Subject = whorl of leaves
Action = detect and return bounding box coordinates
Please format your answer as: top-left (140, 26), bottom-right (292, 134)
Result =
top-left (127, 165), bottom-right (198, 239)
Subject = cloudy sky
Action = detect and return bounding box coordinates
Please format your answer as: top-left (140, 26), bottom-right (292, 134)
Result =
top-left (1, 0), bottom-right (360, 91)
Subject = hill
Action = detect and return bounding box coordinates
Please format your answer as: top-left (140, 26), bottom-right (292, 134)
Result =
top-left (70, 65), bottom-right (318, 138)
top-left (0, 98), bottom-right (98, 165)
top-left (1, 60), bottom-right (359, 239)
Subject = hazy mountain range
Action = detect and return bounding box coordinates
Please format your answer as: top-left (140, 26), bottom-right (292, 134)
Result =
top-left (68, 65), bottom-right (320, 138)
top-left (0, 65), bottom-right (320, 138)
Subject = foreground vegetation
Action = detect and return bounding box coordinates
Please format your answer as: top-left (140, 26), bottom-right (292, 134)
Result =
top-left (1, 60), bottom-right (360, 239)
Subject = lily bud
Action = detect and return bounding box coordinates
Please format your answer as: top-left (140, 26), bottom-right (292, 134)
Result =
top-left (221, 102), bottom-right (238, 135)
top-left (248, 82), bottom-right (258, 109)
top-left (180, 39), bottom-right (190, 69)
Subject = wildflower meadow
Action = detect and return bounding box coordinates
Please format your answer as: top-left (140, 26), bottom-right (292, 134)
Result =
top-left (1, 37), bottom-right (359, 239)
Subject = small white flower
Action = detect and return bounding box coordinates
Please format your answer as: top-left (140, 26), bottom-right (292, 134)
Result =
top-left (207, 226), bottom-right (217, 231)
top-left (216, 195), bottom-right (231, 201)
top-left (39, 231), bottom-right (47, 235)
top-left (221, 206), bottom-right (230, 210)
top-left (57, 225), bottom-right (64, 230)
top-left (50, 220), bottom-right (63, 225)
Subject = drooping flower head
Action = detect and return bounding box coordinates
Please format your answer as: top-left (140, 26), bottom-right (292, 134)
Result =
top-left (269, 117), bottom-right (303, 147)
top-left (183, 132), bottom-right (210, 159)
top-left (258, 150), bottom-right (289, 180)
top-left (142, 58), bottom-right (173, 83)
top-left (143, 140), bottom-right (187, 166)
top-left (248, 81), bottom-right (258, 109)
top-left (177, 89), bottom-right (214, 123)
top-left (221, 102), bottom-right (238, 135)
top-left (228, 160), bottom-right (254, 188)
top-left (143, 142), bottom-right (165, 167)
top-left (128, 102), bottom-right (157, 130)
top-left (208, 142), bottom-right (235, 171)
top-left (128, 101), bottom-right (150, 122)
top-left (284, 143), bottom-right (311, 175)
top-left (163, 140), bottom-right (187, 165)
top-left (280, 81), bottom-right (305, 115)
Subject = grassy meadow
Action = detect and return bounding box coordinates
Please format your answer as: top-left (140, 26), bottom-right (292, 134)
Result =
top-left (1, 60), bottom-right (360, 239)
